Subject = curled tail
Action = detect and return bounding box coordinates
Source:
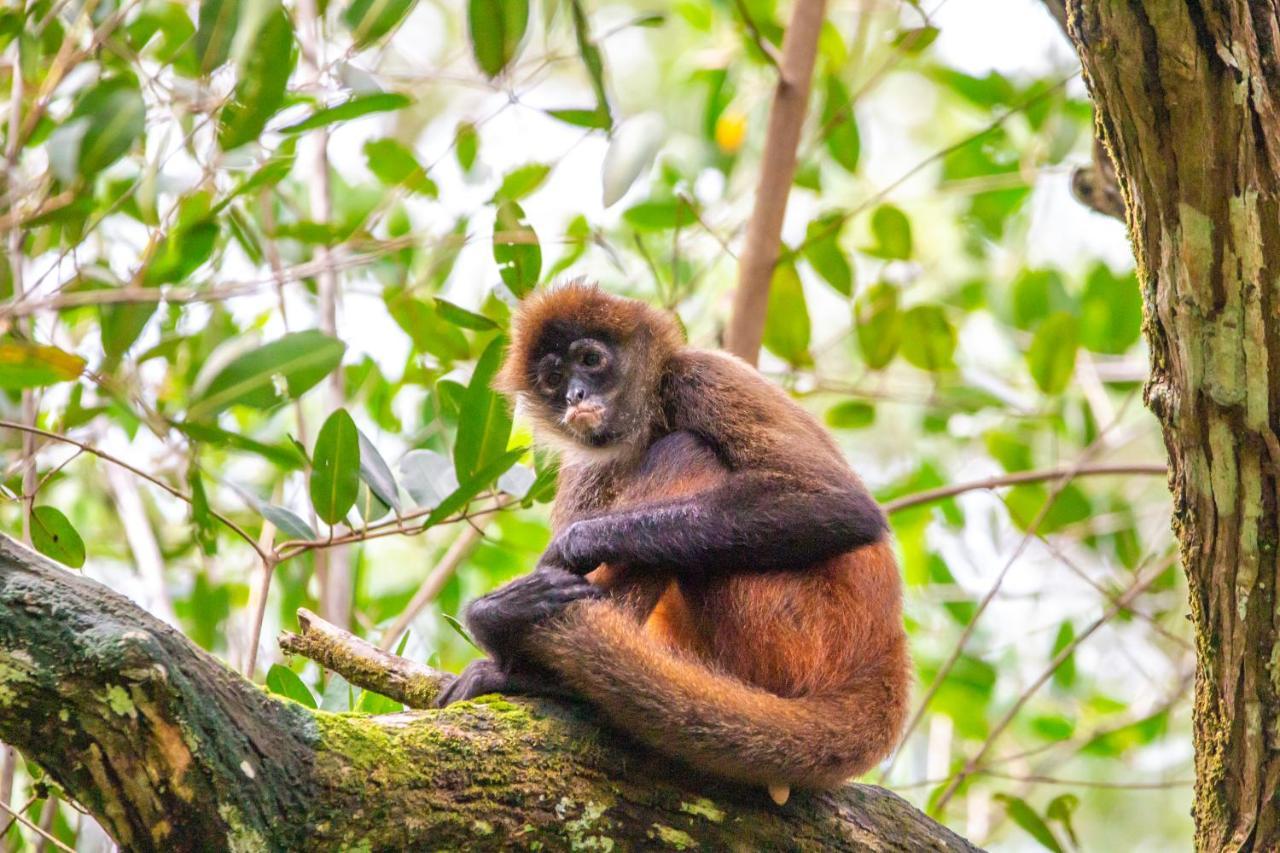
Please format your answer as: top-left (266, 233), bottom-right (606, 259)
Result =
top-left (529, 600), bottom-right (911, 789)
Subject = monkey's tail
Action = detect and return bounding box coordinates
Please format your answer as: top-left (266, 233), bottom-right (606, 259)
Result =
top-left (530, 601), bottom-right (911, 790)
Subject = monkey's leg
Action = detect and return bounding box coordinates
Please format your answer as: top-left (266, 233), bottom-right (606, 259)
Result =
top-left (433, 566), bottom-right (603, 708)
top-left (463, 565), bottom-right (602, 663)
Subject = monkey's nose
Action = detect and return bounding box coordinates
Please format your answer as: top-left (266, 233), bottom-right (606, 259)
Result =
top-left (566, 384), bottom-right (588, 405)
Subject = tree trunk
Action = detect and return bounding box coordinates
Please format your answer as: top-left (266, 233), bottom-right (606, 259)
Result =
top-left (0, 535), bottom-right (974, 852)
top-left (1068, 3), bottom-right (1280, 848)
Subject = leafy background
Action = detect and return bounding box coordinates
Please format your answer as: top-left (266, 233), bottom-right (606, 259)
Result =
top-left (0, 0), bottom-right (1189, 849)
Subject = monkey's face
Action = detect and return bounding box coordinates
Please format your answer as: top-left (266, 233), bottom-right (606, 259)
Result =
top-left (525, 331), bottom-right (635, 451)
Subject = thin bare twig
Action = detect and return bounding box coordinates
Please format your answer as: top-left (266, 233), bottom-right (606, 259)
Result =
top-left (931, 556), bottom-right (1172, 813)
top-left (883, 462), bottom-right (1166, 514)
top-left (0, 798), bottom-right (73, 853)
top-left (731, 0), bottom-right (780, 67)
top-left (879, 406), bottom-right (1134, 782)
top-left (0, 421), bottom-right (267, 561)
top-left (982, 770), bottom-right (1192, 790)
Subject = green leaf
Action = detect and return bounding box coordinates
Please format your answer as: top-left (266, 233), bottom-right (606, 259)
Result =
top-left (821, 76), bottom-right (859, 173)
top-left (761, 261), bottom-right (811, 366)
top-left (188, 468), bottom-right (219, 556)
top-left (1010, 268), bottom-right (1071, 331)
top-left (468, 0), bottom-right (529, 77)
top-left (218, 6), bottom-right (296, 151)
top-left (1045, 794), bottom-right (1080, 848)
top-left (0, 341), bottom-right (86, 389)
top-left (803, 214), bottom-right (853, 296)
top-left (282, 93), bottom-right (412, 133)
top-left (622, 198), bottom-right (695, 230)
top-left (384, 288), bottom-right (470, 362)
top-left (1005, 483), bottom-right (1091, 534)
top-left (195, 0), bottom-right (241, 73)
top-left (892, 26), bottom-right (939, 53)
top-left (355, 481), bottom-right (391, 523)
top-left (926, 554), bottom-right (975, 624)
top-left (102, 302), bottom-right (157, 363)
top-left (899, 305), bottom-right (956, 371)
top-left (145, 219), bottom-right (219, 285)
top-left (357, 428), bottom-right (400, 510)
top-left (399, 449), bottom-right (459, 508)
top-left (1050, 620), bottom-right (1077, 688)
top-left (1080, 263), bottom-right (1142, 354)
top-left (363, 138), bottom-right (437, 196)
top-left (30, 506), bottom-right (86, 569)
top-left (865, 204), bottom-right (912, 260)
top-left (442, 613), bottom-right (482, 650)
top-left (48, 77), bottom-right (146, 181)
top-left (567, 0), bottom-right (612, 130)
top-left (993, 794), bottom-right (1064, 853)
top-left (546, 107), bottom-right (611, 129)
top-left (825, 400), bottom-right (875, 430)
top-left (342, 0), bottom-right (415, 47)
top-left (175, 422), bottom-right (306, 468)
top-left (1027, 311), bottom-right (1079, 394)
top-left (310, 408), bottom-right (361, 526)
top-left (266, 664), bottom-right (318, 708)
top-left (188, 330), bottom-right (345, 420)
top-left (855, 282), bottom-right (901, 369)
top-left (492, 163), bottom-right (551, 203)
top-left (354, 687), bottom-right (402, 714)
top-left (455, 121), bottom-right (479, 171)
top-left (130, 2), bottom-right (198, 69)
top-left (424, 446), bottom-right (526, 527)
top-left (493, 201), bottom-right (541, 296)
top-left (454, 337), bottom-right (514, 481)
top-left (434, 298), bottom-right (498, 330)
top-left (1082, 710), bottom-right (1169, 757)
top-left (261, 504), bottom-right (316, 540)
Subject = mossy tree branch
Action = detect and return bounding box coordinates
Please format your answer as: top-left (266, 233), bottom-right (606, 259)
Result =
top-left (0, 534), bottom-right (976, 851)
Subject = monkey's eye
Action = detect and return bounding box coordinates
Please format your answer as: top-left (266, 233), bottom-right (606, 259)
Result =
top-left (544, 369), bottom-right (564, 387)
top-left (580, 350), bottom-right (603, 368)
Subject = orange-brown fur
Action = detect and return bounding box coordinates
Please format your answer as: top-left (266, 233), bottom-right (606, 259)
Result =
top-left (499, 282), bottom-right (911, 789)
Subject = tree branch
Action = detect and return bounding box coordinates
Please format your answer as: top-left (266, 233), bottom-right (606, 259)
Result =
top-left (724, 0), bottom-right (827, 365)
top-left (0, 532), bottom-right (977, 851)
top-left (279, 607), bottom-right (449, 708)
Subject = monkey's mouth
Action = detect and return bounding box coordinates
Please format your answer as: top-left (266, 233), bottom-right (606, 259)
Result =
top-left (562, 402), bottom-right (606, 434)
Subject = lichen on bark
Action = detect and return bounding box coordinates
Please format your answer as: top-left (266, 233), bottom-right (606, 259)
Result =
top-left (1068, 1), bottom-right (1280, 847)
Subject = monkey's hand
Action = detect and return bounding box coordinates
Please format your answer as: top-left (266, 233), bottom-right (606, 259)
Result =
top-left (434, 659), bottom-right (577, 707)
top-left (539, 522), bottom-right (608, 576)
top-left (464, 566), bottom-right (602, 662)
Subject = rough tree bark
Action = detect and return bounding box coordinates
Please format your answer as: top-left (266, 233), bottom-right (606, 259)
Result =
top-left (1068, 2), bottom-right (1280, 849)
top-left (0, 534), bottom-right (975, 851)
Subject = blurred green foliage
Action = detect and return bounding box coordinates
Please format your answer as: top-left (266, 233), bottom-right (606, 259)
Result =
top-left (0, 0), bottom-right (1189, 848)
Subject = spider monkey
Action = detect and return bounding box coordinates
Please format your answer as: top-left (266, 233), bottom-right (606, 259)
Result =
top-left (436, 281), bottom-right (910, 800)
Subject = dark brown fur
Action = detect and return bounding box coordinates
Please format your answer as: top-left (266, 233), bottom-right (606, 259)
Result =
top-left (492, 282), bottom-right (911, 788)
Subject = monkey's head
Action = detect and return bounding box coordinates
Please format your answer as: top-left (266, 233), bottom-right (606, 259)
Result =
top-left (496, 281), bottom-right (684, 460)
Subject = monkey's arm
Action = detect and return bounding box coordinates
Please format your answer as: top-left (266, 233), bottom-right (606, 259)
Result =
top-left (545, 470), bottom-right (885, 576)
